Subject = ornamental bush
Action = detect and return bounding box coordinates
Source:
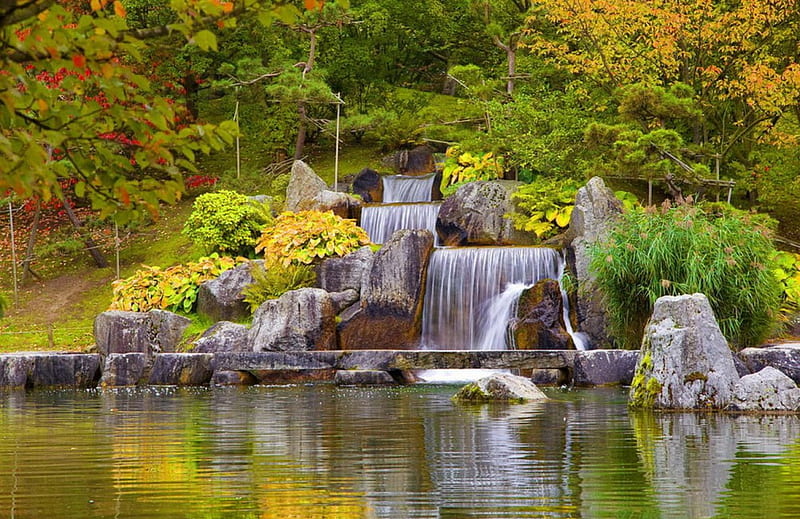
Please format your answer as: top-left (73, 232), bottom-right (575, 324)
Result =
top-left (255, 211), bottom-right (371, 266)
top-left (109, 255), bottom-right (236, 313)
top-left (183, 190), bottom-right (273, 255)
top-left (507, 176), bottom-right (580, 239)
top-left (589, 203), bottom-right (782, 349)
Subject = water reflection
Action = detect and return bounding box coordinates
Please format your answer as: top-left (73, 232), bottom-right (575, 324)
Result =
top-left (1, 386), bottom-right (800, 518)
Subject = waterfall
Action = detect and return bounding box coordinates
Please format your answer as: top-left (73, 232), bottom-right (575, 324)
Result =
top-left (382, 173), bottom-right (436, 203)
top-left (421, 247), bottom-right (562, 350)
top-left (360, 202), bottom-right (441, 244)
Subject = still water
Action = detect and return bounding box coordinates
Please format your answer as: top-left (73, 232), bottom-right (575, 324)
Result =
top-left (1, 384), bottom-right (800, 518)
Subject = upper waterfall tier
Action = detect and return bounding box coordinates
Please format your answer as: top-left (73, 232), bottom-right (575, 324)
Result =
top-left (382, 173), bottom-right (436, 203)
top-left (361, 202), bottom-right (441, 245)
top-left (421, 247), bottom-right (562, 350)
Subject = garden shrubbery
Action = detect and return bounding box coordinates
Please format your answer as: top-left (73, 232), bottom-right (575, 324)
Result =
top-left (590, 203), bottom-right (782, 349)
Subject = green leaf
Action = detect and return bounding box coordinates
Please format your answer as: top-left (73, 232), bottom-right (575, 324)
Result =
top-left (193, 30), bottom-right (218, 52)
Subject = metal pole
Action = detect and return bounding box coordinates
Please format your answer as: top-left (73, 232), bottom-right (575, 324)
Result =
top-left (114, 222), bottom-right (120, 280)
top-left (8, 202), bottom-right (18, 305)
top-left (334, 93), bottom-right (341, 193)
top-left (234, 99), bottom-right (241, 179)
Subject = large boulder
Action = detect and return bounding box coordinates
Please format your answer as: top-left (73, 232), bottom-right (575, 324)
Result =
top-left (197, 261), bottom-right (257, 323)
top-left (452, 373), bottom-right (549, 403)
top-left (100, 353), bottom-right (147, 387)
top-left (629, 294), bottom-right (739, 409)
top-left (148, 353), bottom-right (213, 385)
top-left (285, 160), bottom-right (327, 212)
top-left (338, 229), bottom-right (434, 349)
top-left (381, 145), bottom-right (435, 175)
top-left (351, 168), bottom-right (383, 203)
top-left (0, 353), bottom-right (101, 389)
top-left (190, 321), bottom-right (249, 353)
top-left (436, 181), bottom-right (530, 246)
top-left (93, 310), bottom-right (191, 360)
top-left (315, 246), bottom-right (375, 294)
top-left (572, 350), bottom-right (639, 386)
top-left (248, 288), bottom-right (337, 352)
top-left (511, 279), bottom-right (573, 350)
top-left (729, 367), bottom-right (800, 412)
top-left (334, 370), bottom-right (398, 386)
top-left (566, 177), bottom-right (622, 349)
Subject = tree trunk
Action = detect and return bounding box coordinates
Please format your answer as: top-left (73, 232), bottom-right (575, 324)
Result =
top-left (61, 199), bottom-right (108, 268)
top-left (506, 45), bottom-right (516, 95)
top-left (294, 102), bottom-right (308, 159)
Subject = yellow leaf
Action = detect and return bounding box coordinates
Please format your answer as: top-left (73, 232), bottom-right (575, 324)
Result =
top-left (114, 0), bottom-right (127, 17)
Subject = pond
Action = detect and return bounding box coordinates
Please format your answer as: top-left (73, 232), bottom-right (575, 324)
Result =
top-left (1, 384), bottom-right (799, 518)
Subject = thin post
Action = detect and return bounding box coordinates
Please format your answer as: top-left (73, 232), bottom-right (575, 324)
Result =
top-left (234, 98), bottom-right (241, 179)
top-left (648, 180), bottom-right (653, 206)
top-left (727, 186), bottom-right (732, 204)
top-left (114, 222), bottom-right (120, 280)
top-left (715, 154), bottom-right (720, 202)
top-left (8, 202), bottom-right (18, 305)
top-left (334, 92), bottom-right (341, 193)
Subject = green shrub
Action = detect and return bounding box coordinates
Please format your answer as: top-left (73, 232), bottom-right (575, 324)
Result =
top-left (241, 260), bottom-right (317, 311)
top-left (589, 203), bottom-right (782, 349)
top-left (255, 211), bottom-right (371, 266)
top-left (507, 176), bottom-right (580, 239)
top-left (109, 254), bottom-right (237, 313)
top-left (440, 146), bottom-right (503, 197)
top-left (182, 190), bottom-right (273, 255)
top-left (772, 251), bottom-right (800, 321)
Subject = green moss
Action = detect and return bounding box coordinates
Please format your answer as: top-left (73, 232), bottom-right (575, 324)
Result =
top-left (684, 371), bottom-right (708, 383)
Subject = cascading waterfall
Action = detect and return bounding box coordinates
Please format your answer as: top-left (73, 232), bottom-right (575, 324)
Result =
top-left (360, 202), bottom-right (441, 245)
top-left (421, 247), bottom-right (562, 350)
top-left (382, 173), bottom-right (437, 203)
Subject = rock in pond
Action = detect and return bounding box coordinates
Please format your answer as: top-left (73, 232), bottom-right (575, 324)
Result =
top-left (453, 373), bottom-right (549, 403)
top-left (334, 370), bottom-right (398, 386)
top-left (211, 370), bottom-right (259, 386)
top-left (729, 367), bottom-right (800, 412)
top-left (629, 293), bottom-right (739, 410)
top-left (94, 310), bottom-right (190, 359)
top-left (148, 353), bottom-right (213, 386)
top-left (0, 353), bottom-right (101, 389)
top-left (191, 321), bottom-right (249, 354)
top-left (511, 278), bottom-right (573, 350)
top-left (573, 350), bottom-right (639, 387)
top-left (738, 344), bottom-right (800, 384)
top-left (100, 353), bottom-right (147, 387)
top-left (249, 288), bottom-right (337, 352)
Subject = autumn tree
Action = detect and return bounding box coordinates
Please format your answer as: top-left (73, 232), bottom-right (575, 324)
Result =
top-left (0, 0), bottom-right (294, 222)
top-left (472, 0), bottom-right (532, 95)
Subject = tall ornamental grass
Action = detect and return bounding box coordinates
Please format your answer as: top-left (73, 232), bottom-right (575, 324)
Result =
top-left (589, 204), bottom-right (781, 349)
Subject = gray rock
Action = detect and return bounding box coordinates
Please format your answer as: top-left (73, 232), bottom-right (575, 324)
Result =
top-left (306, 190), bottom-right (361, 219)
top-left (100, 353), bottom-right (147, 387)
top-left (511, 279), bottom-right (573, 350)
top-left (381, 145), bottom-right (435, 175)
top-left (285, 160), bottom-right (328, 212)
top-left (453, 373), bottom-right (549, 403)
top-left (338, 229), bottom-right (434, 349)
top-left (0, 354), bottom-right (33, 388)
top-left (0, 353), bottom-right (101, 389)
top-left (94, 310), bottom-right (191, 359)
top-left (211, 370), bottom-right (259, 386)
top-left (351, 168), bottom-right (382, 203)
top-left (729, 366), bottom-right (800, 412)
top-left (573, 350), bottom-right (639, 386)
top-left (529, 369), bottom-right (569, 386)
top-left (191, 321), bottom-right (249, 353)
top-left (197, 262), bottom-right (256, 322)
top-left (566, 177), bottom-right (622, 348)
top-left (249, 288), bottom-right (337, 352)
top-left (148, 354), bottom-right (213, 385)
top-left (629, 294), bottom-right (739, 409)
top-left (329, 289), bottom-right (360, 314)
top-left (316, 246), bottom-right (374, 294)
top-left (436, 181), bottom-right (530, 246)
top-left (738, 344), bottom-right (800, 384)
top-left (334, 370), bottom-right (397, 386)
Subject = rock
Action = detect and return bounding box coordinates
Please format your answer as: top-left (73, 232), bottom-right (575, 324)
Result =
top-left (305, 190), bottom-right (361, 219)
top-left (190, 321), bottom-right (249, 353)
top-left (729, 366), bottom-right (800, 412)
top-left (738, 344), bottom-right (800, 384)
top-left (381, 145), bottom-right (435, 175)
top-left (197, 262), bottom-right (257, 323)
top-left (351, 168), bottom-right (383, 203)
top-left (511, 279), bottom-right (573, 350)
top-left (334, 370), bottom-right (397, 386)
top-left (452, 373), bottom-right (549, 403)
top-left (329, 289), bottom-right (360, 314)
top-left (529, 369), bottom-right (569, 386)
top-left (211, 370), bottom-right (259, 386)
top-left (566, 177), bottom-right (622, 348)
top-left (248, 288), bottom-right (337, 352)
top-left (0, 353), bottom-right (101, 389)
top-left (629, 294), bottom-right (740, 409)
top-left (436, 181), bottom-right (531, 246)
top-left (573, 350), bottom-right (639, 386)
top-left (94, 310), bottom-right (191, 360)
top-left (254, 369), bottom-right (336, 384)
top-left (0, 354), bottom-right (34, 388)
top-left (316, 246), bottom-right (374, 294)
top-left (100, 353), bottom-right (147, 387)
top-left (338, 229), bottom-right (434, 349)
top-left (285, 160), bottom-right (327, 212)
top-left (148, 354), bottom-right (213, 385)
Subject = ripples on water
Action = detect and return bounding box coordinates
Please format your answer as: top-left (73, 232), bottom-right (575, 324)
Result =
top-left (1, 385), bottom-right (800, 518)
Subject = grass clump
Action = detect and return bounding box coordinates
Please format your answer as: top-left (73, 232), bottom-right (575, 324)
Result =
top-left (241, 260), bottom-right (317, 312)
top-left (590, 203), bottom-right (782, 349)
